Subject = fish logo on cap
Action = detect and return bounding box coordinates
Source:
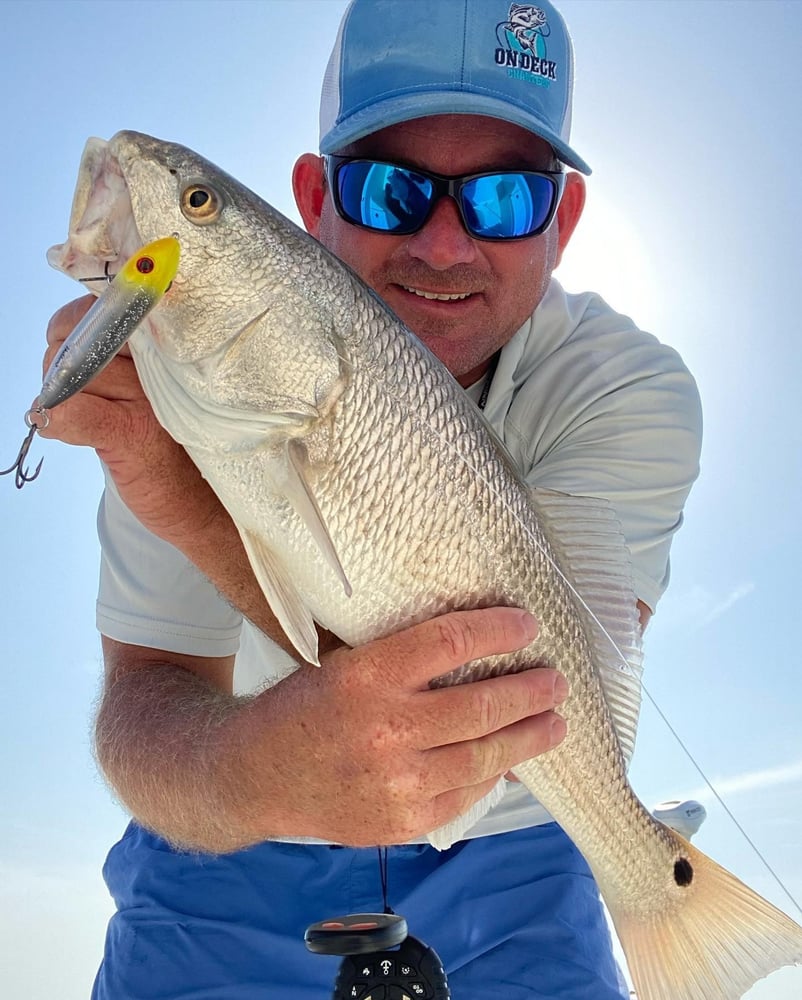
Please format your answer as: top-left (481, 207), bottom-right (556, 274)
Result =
top-left (495, 4), bottom-right (557, 86)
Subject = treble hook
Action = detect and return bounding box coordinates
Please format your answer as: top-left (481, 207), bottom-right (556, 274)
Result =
top-left (81, 260), bottom-right (116, 284)
top-left (0, 407), bottom-right (49, 489)
top-left (3, 261), bottom-right (115, 491)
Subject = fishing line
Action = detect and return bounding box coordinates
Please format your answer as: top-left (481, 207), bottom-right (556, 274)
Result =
top-left (373, 351), bottom-right (802, 917)
top-left (500, 485), bottom-right (802, 914)
top-left (479, 462), bottom-right (802, 915)
top-left (639, 684), bottom-right (802, 919)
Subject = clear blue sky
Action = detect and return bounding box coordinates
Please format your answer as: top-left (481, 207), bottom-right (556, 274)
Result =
top-left (1, 2), bottom-right (800, 997)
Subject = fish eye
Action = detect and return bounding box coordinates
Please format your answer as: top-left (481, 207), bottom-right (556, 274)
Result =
top-left (180, 183), bottom-right (222, 224)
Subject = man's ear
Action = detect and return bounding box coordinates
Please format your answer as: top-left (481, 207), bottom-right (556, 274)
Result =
top-left (554, 172), bottom-right (586, 267)
top-left (292, 153), bottom-right (327, 237)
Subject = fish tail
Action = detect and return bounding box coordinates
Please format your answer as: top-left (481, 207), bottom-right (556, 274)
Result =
top-left (608, 838), bottom-right (802, 1000)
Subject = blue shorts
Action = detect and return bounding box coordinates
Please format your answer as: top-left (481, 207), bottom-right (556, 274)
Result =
top-left (92, 821), bottom-right (626, 999)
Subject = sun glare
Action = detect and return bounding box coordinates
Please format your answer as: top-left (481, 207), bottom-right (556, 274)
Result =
top-left (556, 188), bottom-right (663, 335)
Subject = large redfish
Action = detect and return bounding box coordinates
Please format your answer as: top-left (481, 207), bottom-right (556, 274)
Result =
top-left (49, 131), bottom-right (802, 999)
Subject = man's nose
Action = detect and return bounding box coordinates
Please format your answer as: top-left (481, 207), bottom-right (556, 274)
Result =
top-left (404, 197), bottom-right (478, 269)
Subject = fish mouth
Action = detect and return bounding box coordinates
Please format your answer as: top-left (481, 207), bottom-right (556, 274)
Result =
top-left (47, 136), bottom-right (143, 292)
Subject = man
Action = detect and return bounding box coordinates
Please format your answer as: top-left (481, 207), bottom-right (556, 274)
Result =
top-left (42, 1), bottom-right (701, 997)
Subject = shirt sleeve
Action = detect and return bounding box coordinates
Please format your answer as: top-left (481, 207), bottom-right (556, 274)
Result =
top-left (95, 468), bottom-right (243, 656)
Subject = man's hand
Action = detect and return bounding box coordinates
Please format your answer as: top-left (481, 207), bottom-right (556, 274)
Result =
top-left (39, 299), bottom-right (300, 654)
top-left (228, 607), bottom-right (568, 847)
top-left (39, 296), bottom-right (212, 540)
top-left (100, 608), bottom-right (567, 852)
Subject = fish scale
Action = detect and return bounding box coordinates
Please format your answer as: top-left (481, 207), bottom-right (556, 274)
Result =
top-left (47, 129), bottom-right (802, 1000)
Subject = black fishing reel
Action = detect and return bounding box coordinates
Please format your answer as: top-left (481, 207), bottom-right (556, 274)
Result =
top-left (305, 912), bottom-right (450, 999)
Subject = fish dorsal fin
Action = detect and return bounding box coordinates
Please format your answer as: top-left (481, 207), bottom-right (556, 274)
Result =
top-left (238, 527), bottom-right (321, 666)
top-left (285, 438), bottom-right (352, 599)
top-left (530, 487), bottom-right (644, 766)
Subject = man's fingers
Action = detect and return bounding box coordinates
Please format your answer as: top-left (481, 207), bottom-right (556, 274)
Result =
top-left (364, 607), bottom-right (538, 689)
top-left (36, 392), bottom-right (123, 449)
top-left (431, 775), bottom-right (507, 833)
top-left (45, 295), bottom-right (95, 351)
top-left (40, 295), bottom-right (146, 448)
top-left (428, 709), bottom-right (567, 792)
top-left (415, 667), bottom-right (568, 749)
top-left (291, 609), bottom-right (566, 843)
top-left (44, 295), bottom-right (139, 384)
top-left (422, 709), bottom-right (567, 830)
top-left (68, 353), bottom-right (143, 400)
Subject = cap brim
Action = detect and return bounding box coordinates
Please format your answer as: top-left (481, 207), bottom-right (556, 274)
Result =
top-left (320, 90), bottom-right (591, 175)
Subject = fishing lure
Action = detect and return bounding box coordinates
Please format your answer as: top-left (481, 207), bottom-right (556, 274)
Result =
top-left (1, 236), bottom-right (180, 488)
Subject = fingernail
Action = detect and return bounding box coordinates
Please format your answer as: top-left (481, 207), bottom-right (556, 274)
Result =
top-left (550, 715), bottom-right (567, 746)
top-left (553, 674), bottom-right (569, 704)
top-left (516, 610), bottom-right (538, 642)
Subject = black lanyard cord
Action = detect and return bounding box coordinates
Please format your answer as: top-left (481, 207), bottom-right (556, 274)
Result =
top-left (377, 846), bottom-right (393, 914)
top-left (477, 350), bottom-right (500, 411)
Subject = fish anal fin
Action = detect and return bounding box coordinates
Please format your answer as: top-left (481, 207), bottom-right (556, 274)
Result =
top-left (238, 527), bottom-right (320, 666)
top-left (529, 487), bottom-right (644, 765)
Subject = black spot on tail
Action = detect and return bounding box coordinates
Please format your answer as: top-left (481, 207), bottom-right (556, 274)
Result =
top-left (674, 857), bottom-right (694, 887)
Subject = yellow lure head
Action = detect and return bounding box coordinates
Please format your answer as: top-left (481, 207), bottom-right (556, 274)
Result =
top-left (116, 236), bottom-right (180, 296)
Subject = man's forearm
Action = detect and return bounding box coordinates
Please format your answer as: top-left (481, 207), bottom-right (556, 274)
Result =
top-left (95, 663), bottom-right (266, 853)
top-left (95, 609), bottom-right (559, 851)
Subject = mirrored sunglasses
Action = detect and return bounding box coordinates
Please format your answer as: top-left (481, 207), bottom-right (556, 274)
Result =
top-left (325, 156), bottom-right (566, 242)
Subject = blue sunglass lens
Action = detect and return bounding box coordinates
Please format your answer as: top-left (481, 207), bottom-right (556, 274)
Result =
top-left (461, 174), bottom-right (555, 239)
top-left (336, 162), bottom-right (434, 234)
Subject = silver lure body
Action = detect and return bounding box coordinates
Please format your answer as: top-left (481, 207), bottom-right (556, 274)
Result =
top-left (39, 277), bottom-right (161, 410)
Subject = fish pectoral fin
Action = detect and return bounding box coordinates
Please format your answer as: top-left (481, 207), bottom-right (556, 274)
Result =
top-left (285, 438), bottom-right (353, 598)
top-left (529, 487), bottom-right (644, 766)
top-left (131, 338), bottom-right (198, 443)
top-left (238, 528), bottom-right (321, 666)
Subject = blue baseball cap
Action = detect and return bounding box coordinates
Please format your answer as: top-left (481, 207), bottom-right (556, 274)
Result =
top-left (319, 0), bottom-right (591, 174)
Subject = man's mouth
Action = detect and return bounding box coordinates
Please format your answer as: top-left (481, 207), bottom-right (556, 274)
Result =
top-left (400, 285), bottom-right (473, 302)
